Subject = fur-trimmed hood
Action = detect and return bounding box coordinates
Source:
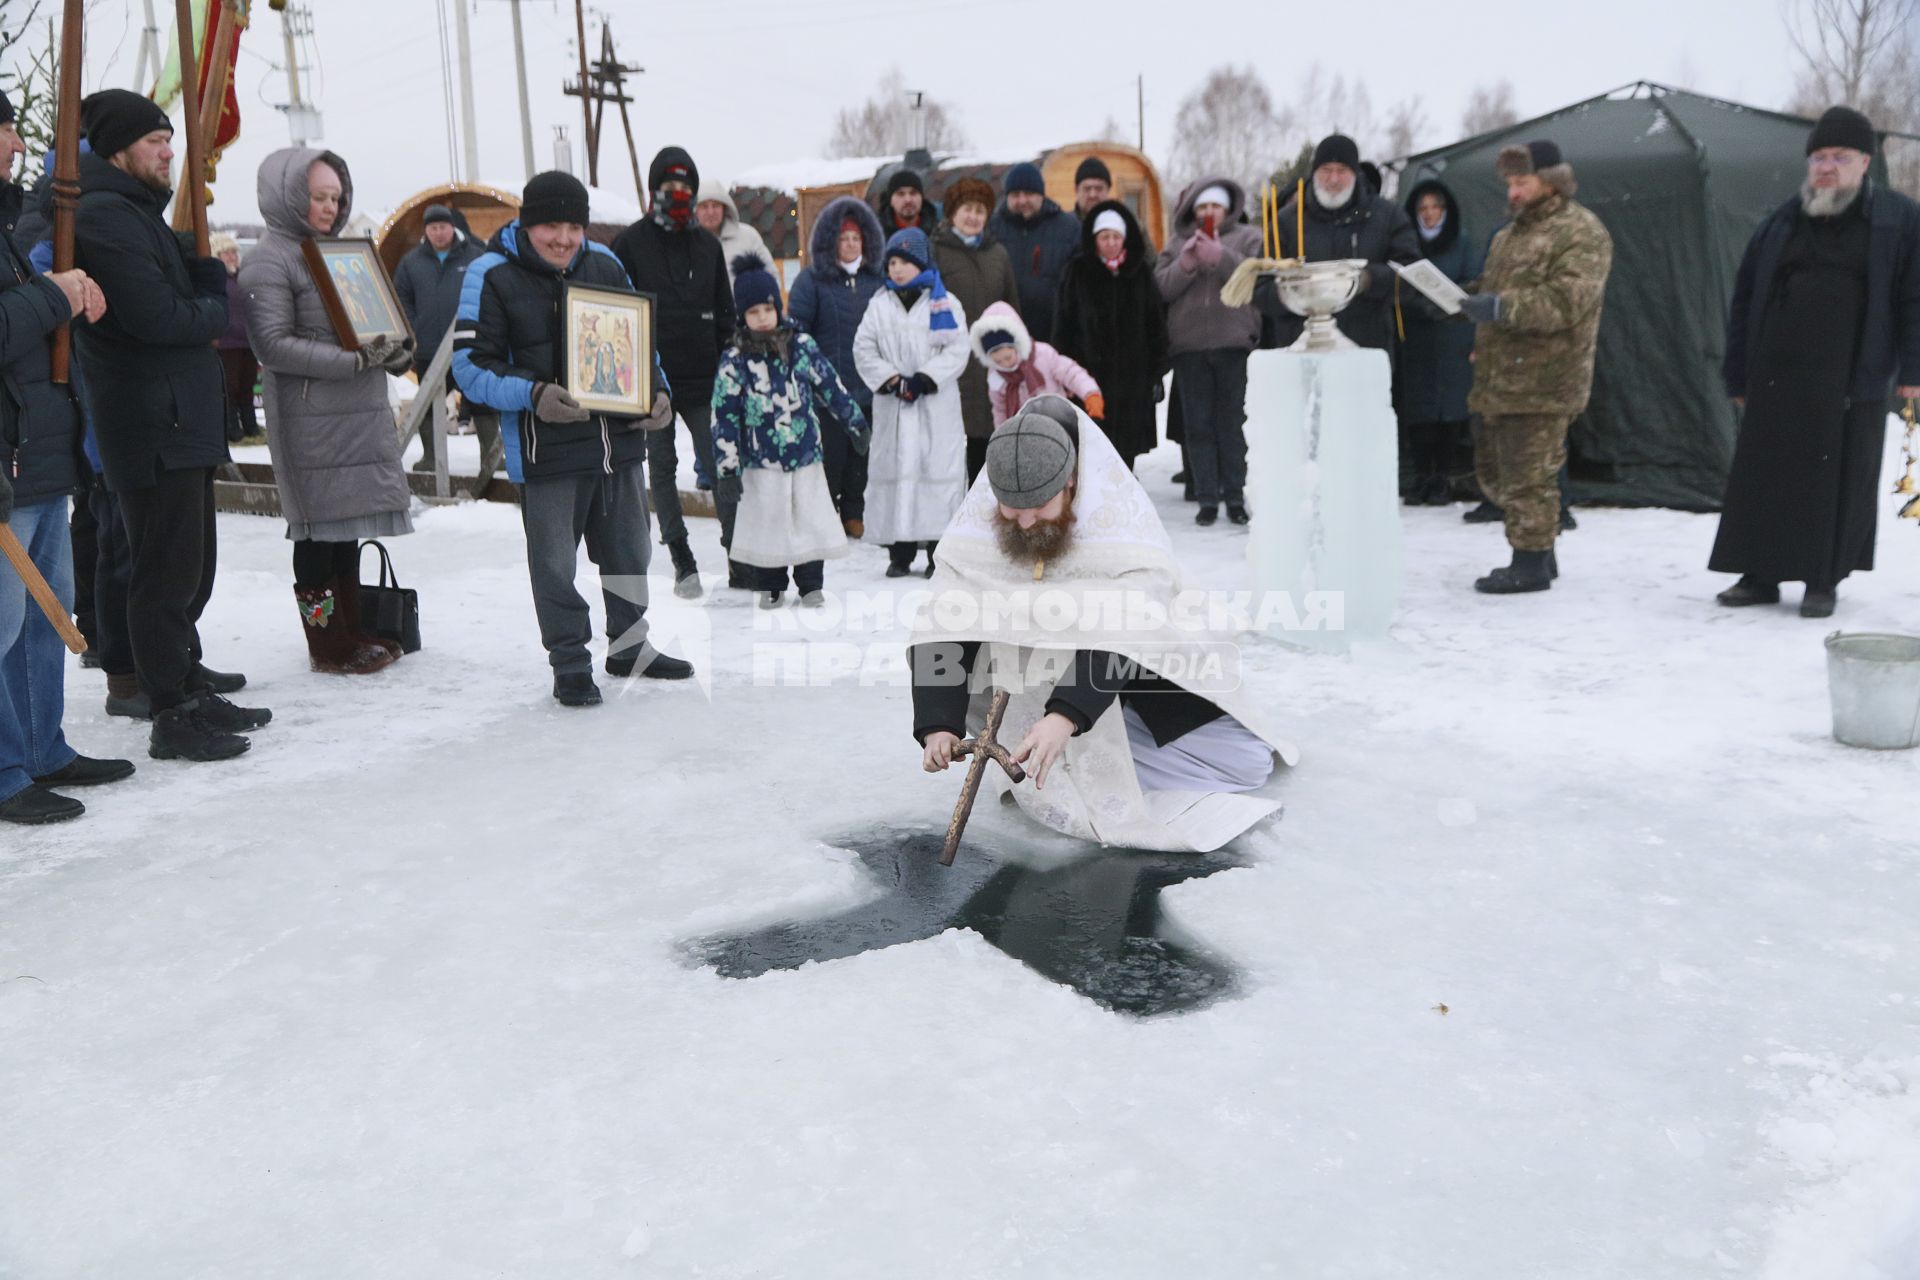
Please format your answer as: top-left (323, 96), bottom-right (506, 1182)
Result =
top-left (968, 299), bottom-right (1031, 368)
top-left (1171, 175), bottom-right (1248, 233)
top-left (807, 194), bottom-right (885, 280)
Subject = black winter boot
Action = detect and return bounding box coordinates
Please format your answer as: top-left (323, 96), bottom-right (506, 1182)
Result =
top-left (1717, 577), bottom-right (1780, 607)
top-left (34, 755), bottom-right (136, 787)
top-left (1474, 549), bottom-right (1554, 594)
top-left (0, 785), bottom-right (85, 824)
top-left (668, 539), bottom-right (702, 599)
top-left (553, 672), bottom-right (602, 707)
top-left (1462, 501), bottom-right (1504, 524)
top-left (149, 696), bottom-right (252, 762)
top-left (189, 661), bottom-right (248, 694)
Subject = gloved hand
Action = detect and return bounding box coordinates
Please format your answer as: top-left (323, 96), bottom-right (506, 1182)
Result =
top-left (1458, 292), bottom-right (1502, 325)
top-left (874, 375), bottom-right (902, 397)
top-left (639, 392), bottom-right (675, 431)
top-left (907, 372), bottom-right (938, 398)
top-left (379, 336), bottom-right (416, 375)
top-left (895, 377), bottom-right (919, 404)
top-left (187, 255), bottom-right (229, 298)
top-left (0, 464), bottom-right (13, 524)
top-left (354, 336), bottom-right (401, 373)
top-left (1083, 393), bottom-right (1105, 420)
top-left (533, 381), bottom-right (591, 423)
top-left (1151, 381), bottom-right (1166, 404)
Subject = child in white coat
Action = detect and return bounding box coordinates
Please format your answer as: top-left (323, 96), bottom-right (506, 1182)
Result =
top-left (853, 227), bottom-right (970, 578)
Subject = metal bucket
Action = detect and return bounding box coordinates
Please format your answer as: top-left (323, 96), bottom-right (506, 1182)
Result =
top-left (1825, 632), bottom-right (1920, 750)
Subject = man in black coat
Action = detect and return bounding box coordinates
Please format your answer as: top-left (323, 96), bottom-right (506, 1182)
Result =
top-left (394, 204), bottom-right (486, 472)
top-left (1710, 106), bottom-right (1920, 619)
top-left (611, 146), bottom-right (736, 597)
top-left (0, 89), bottom-right (136, 825)
top-left (988, 162), bottom-right (1079, 343)
top-left (1256, 134), bottom-right (1419, 355)
top-left (71, 89), bottom-right (270, 762)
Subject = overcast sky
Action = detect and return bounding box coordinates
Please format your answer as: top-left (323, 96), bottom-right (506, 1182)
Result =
top-left (63, 0), bottom-right (1804, 227)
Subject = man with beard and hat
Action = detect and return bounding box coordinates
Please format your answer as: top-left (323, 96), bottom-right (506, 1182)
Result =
top-left (72, 88), bottom-right (271, 761)
top-left (612, 146), bottom-right (737, 598)
top-left (877, 167), bottom-right (939, 237)
top-left (989, 162), bottom-right (1079, 342)
top-left (1457, 138), bottom-right (1613, 595)
top-left (1709, 106), bottom-right (1920, 619)
top-left (1255, 133), bottom-right (1419, 355)
top-left (908, 397), bottom-right (1297, 853)
top-left (0, 88), bottom-right (137, 824)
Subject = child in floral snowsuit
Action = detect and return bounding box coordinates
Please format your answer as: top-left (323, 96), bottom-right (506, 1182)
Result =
top-left (712, 255), bottom-right (869, 607)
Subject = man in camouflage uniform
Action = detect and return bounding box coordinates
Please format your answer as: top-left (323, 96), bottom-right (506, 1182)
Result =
top-left (1459, 140), bottom-right (1613, 593)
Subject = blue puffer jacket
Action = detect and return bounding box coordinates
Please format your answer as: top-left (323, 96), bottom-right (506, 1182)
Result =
top-left (452, 221), bottom-right (670, 485)
top-left (1393, 180), bottom-right (1484, 425)
top-left (787, 196), bottom-right (885, 410)
top-left (988, 196), bottom-right (1079, 343)
top-left (710, 323), bottom-right (867, 476)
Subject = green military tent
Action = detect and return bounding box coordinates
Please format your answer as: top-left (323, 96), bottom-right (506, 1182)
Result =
top-left (1397, 83), bottom-right (1901, 510)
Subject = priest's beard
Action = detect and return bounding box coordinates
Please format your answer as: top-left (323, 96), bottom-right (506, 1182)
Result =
top-left (1312, 176), bottom-right (1355, 211)
top-left (1801, 179), bottom-right (1864, 218)
top-left (994, 498), bottom-right (1077, 564)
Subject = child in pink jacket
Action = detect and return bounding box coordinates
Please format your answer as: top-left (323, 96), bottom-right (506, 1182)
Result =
top-left (968, 300), bottom-right (1104, 429)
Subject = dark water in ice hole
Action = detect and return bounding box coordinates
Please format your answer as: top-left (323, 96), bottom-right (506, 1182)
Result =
top-left (686, 831), bottom-right (1245, 1018)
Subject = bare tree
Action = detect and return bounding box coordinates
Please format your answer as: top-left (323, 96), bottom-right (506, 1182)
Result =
top-left (1784, 0), bottom-right (1920, 194)
top-left (1166, 65), bottom-right (1289, 193)
top-left (826, 69), bottom-right (968, 159)
top-left (1094, 114), bottom-right (1130, 145)
top-left (1381, 97), bottom-right (1430, 159)
top-left (1461, 81), bottom-right (1521, 136)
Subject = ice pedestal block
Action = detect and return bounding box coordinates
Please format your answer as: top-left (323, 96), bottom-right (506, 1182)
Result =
top-left (1244, 348), bottom-right (1403, 649)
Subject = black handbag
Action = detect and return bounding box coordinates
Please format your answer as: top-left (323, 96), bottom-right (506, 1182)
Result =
top-left (357, 540), bottom-right (422, 654)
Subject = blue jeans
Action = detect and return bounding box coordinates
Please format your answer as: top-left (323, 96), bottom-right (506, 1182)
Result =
top-left (0, 497), bottom-right (78, 803)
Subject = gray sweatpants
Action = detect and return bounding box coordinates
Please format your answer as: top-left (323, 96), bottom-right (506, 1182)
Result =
top-left (519, 462), bottom-right (651, 674)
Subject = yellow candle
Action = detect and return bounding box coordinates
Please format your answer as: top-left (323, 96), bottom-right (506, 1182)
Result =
top-left (1296, 178), bottom-right (1305, 264)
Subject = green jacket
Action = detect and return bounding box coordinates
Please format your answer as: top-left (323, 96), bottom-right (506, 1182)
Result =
top-left (1467, 193), bottom-right (1613, 417)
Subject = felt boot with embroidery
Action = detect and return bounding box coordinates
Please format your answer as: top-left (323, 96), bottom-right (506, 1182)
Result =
top-left (297, 585), bottom-right (395, 675)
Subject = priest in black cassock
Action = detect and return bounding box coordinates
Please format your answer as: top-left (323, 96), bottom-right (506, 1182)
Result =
top-left (1710, 106), bottom-right (1920, 619)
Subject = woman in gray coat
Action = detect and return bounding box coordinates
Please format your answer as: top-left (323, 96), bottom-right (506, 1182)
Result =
top-left (241, 148), bottom-right (414, 675)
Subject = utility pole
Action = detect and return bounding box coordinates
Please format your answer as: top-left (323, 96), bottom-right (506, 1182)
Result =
top-left (451, 0), bottom-right (480, 181)
top-left (278, 2), bottom-right (321, 145)
top-left (133, 0), bottom-right (162, 90)
top-left (1137, 74), bottom-right (1144, 152)
top-left (563, 17), bottom-right (644, 198)
top-left (570, 0), bottom-right (595, 185)
top-left (508, 0), bottom-right (535, 181)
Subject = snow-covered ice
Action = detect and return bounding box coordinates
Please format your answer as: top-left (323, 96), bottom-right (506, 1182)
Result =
top-left (2, 422), bottom-right (1917, 1278)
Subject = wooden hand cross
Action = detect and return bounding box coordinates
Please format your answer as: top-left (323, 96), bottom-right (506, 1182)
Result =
top-left (938, 688), bottom-right (1028, 867)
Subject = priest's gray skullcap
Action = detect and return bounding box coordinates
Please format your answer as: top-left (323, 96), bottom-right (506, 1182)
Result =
top-left (987, 404), bottom-right (1078, 509)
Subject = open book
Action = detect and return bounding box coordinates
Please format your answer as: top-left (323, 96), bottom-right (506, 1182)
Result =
top-left (1391, 260), bottom-right (1469, 315)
